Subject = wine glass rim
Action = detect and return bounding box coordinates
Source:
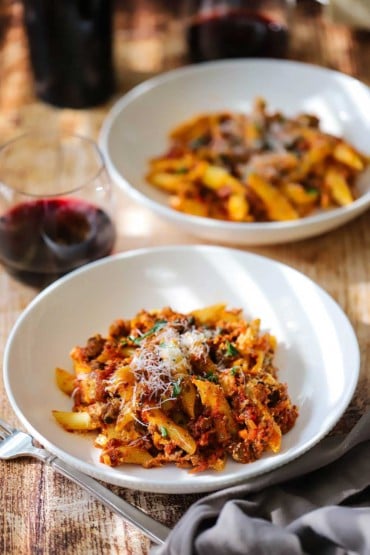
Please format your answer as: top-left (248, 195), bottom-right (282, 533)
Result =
top-left (0, 131), bottom-right (107, 198)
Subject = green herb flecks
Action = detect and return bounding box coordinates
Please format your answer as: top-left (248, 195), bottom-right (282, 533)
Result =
top-left (174, 167), bottom-right (188, 174)
top-left (189, 135), bottom-right (209, 149)
top-left (306, 187), bottom-right (319, 196)
top-left (225, 340), bottom-right (239, 357)
top-left (129, 320), bottom-right (167, 345)
top-left (159, 425), bottom-right (168, 438)
top-left (172, 379), bottom-right (182, 397)
top-left (205, 372), bottom-right (218, 383)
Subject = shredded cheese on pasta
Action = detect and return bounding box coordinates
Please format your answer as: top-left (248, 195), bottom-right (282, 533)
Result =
top-left (52, 305), bottom-right (299, 472)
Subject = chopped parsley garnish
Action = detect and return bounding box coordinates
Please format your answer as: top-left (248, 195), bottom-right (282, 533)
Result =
top-left (306, 187), bottom-right (319, 196)
top-left (225, 340), bottom-right (239, 357)
top-left (172, 379), bottom-right (182, 396)
top-left (159, 425), bottom-right (168, 438)
top-left (205, 372), bottom-right (218, 383)
top-left (189, 135), bottom-right (209, 149)
top-left (230, 366), bottom-right (239, 376)
top-left (174, 167), bottom-right (188, 174)
top-left (129, 320), bottom-right (167, 344)
top-left (128, 336), bottom-right (138, 344)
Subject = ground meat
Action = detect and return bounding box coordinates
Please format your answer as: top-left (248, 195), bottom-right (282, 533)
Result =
top-left (101, 398), bottom-right (121, 423)
top-left (85, 334), bottom-right (105, 359)
top-left (109, 319), bottom-right (131, 339)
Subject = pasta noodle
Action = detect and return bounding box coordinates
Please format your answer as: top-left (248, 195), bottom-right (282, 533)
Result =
top-left (53, 304), bottom-right (298, 472)
top-left (146, 98), bottom-right (368, 222)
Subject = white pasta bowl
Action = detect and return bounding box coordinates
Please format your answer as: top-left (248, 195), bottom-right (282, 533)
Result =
top-left (3, 245), bottom-right (360, 493)
top-left (100, 59), bottom-right (370, 245)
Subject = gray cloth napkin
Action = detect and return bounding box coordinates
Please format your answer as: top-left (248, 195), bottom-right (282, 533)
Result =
top-left (152, 410), bottom-right (370, 555)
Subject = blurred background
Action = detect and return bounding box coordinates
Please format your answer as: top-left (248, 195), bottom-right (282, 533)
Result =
top-left (0, 0), bottom-right (370, 161)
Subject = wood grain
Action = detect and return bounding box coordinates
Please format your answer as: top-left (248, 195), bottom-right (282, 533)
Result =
top-left (1, 1), bottom-right (369, 553)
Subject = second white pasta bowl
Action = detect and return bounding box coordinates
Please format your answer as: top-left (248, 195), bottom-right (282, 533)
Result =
top-left (100, 59), bottom-right (370, 245)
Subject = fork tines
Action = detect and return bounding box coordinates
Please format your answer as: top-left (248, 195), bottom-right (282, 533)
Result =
top-left (0, 418), bottom-right (14, 436)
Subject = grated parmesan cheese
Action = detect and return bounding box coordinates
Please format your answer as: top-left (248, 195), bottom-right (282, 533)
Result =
top-left (130, 323), bottom-right (213, 402)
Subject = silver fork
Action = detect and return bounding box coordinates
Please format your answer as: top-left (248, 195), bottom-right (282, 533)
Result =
top-left (0, 417), bottom-right (170, 545)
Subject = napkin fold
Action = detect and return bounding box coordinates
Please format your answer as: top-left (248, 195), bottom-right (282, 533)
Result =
top-left (152, 410), bottom-right (370, 555)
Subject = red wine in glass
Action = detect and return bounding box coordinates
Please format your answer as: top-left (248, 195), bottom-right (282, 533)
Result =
top-left (0, 198), bottom-right (116, 288)
top-left (187, 8), bottom-right (289, 62)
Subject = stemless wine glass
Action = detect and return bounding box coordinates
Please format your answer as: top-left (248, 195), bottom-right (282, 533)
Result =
top-left (0, 131), bottom-right (116, 288)
top-left (184, 0), bottom-right (295, 62)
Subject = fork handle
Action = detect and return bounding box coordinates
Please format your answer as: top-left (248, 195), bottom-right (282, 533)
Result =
top-left (48, 456), bottom-right (170, 545)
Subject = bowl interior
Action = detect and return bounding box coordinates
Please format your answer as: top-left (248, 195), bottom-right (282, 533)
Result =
top-left (4, 246), bottom-right (360, 492)
top-left (102, 60), bottom-right (370, 211)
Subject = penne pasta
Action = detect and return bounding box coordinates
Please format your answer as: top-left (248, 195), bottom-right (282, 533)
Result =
top-left (145, 98), bottom-right (368, 222)
top-left (52, 305), bottom-right (298, 472)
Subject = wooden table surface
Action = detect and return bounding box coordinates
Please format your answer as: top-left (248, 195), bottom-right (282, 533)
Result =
top-left (1, 1), bottom-right (370, 554)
